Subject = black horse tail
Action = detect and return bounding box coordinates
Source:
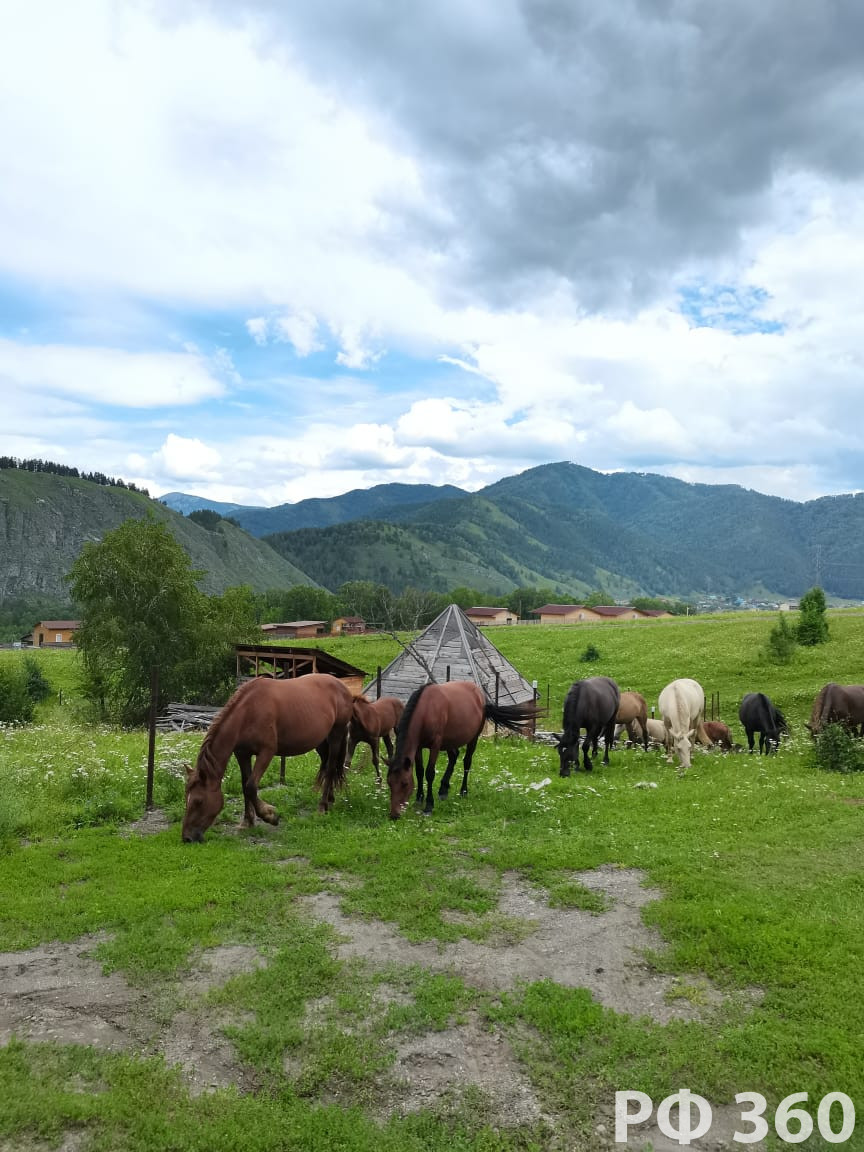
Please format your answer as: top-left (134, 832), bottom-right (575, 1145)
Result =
top-left (484, 698), bottom-right (546, 736)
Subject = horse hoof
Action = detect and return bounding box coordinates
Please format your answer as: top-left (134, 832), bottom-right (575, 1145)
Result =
top-left (438, 788), bottom-right (449, 799)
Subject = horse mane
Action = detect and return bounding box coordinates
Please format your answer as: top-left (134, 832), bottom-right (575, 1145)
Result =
top-left (391, 683), bottom-right (430, 772)
top-left (193, 679), bottom-right (260, 783)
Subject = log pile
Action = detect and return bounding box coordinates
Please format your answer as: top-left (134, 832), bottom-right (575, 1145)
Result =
top-left (156, 703), bottom-right (220, 732)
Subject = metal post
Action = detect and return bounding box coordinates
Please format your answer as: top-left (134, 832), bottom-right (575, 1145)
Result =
top-left (446, 665), bottom-right (451, 682)
top-left (494, 671), bottom-right (500, 736)
top-left (376, 665), bottom-right (382, 700)
top-left (280, 755), bottom-right (286, 784)
top-left (145, 665), bottom-right (158, 811)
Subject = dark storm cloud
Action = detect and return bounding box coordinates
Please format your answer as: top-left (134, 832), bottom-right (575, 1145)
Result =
top-left (202, 0), bottom-right (864, 310)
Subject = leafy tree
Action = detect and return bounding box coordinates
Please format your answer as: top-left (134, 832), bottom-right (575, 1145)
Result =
top-left (765, 613), bottom-right (797, 664)
top-left (67, 516), bottom-right (255, 723)
top-left (797, 586), bottom-right (829, 646)
top-left (632, 596), bottom-right (693, 616)
top-left (584, 588), bottom-right (614, 608)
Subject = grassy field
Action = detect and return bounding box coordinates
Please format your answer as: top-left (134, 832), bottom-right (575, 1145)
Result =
top-left (1, 615), bottom-right (864, 1150)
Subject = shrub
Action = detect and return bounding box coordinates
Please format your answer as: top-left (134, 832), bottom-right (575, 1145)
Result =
top-left (810, 723), bottom-right (864, 774)
top-left (797, 586), bottom-right (829, 646)
top-left (765, 614), bottom-right (797, 664)
top-left (0, 662), bottom-right (35, 723)
top-left (23, 656), bottom-right (51, 703)
top-left (579, 643), bottom-right (601, 663)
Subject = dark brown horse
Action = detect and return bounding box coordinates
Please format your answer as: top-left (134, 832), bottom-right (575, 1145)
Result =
top-left (738, 692), bottom-right (787, 753)
top-left (807, 683), bottom-right (864, 736)
top-left (345, 695), bottom-right (404, 783)
top-left (557, 676), bottom-right (620, 773)
top-left (387, 681), bottom-right (543, 819)
top-left (182, 673), bottom-right (354, 842)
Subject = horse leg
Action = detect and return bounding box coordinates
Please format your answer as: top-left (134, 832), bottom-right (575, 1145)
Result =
top-left (438, 748), bottom-right (458, 797)
top-left (344, 731), bottom-right (358, 770)
top-left (250, 748), bottom-right (280, 825)
top-left (236, 750), bottom-right (257, 827)
top-left (582, 732), bottom-right (593, 771)
top-left (423, 745), bottom-right (441, 814)
top-left (460, 735), bottom-right (479, 795)
top-left (415, 752), bottom-right (425, 805)
top-left (319, 728), bottom-right (348, 813)
top-left (602, 721), bottom-right (616, 764)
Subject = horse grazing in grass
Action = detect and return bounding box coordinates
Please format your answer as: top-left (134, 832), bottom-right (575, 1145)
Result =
top-left (806, 683), bottom-right (864, 736)
top-left (557, 676), bottom-right (620, 774)
top-left (658, 678), bottom-right (707, 772)
top-left (182, 674), bottom-right (354, 843)
top-left (387, 681), bottom-right (543, 819)
top-left (702, 720), bottom-right (735, 751)
top-left (739, 692), bottom-right (787, 754)
top-left (345, 695), bottom-right (404, 783)
top-left (614, 690), bottom-right (649, 751)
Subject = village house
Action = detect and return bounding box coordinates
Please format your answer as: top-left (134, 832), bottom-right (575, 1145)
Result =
top-left (330, 616), bottom-right (367, 635)
top-left (260, 620), bottom-right (326, 639)
top-left (464, 606), bottom-right (516, 626)
top-left (30, 620), bottom-right (81, 646)
top-left (531, 604), bottom-right (604, 625)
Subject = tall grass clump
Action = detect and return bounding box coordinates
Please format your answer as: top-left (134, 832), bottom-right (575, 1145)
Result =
top-left (0, 661), bottom-right (35, 723)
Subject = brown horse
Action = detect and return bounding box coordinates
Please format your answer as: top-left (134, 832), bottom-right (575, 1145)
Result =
top-left (388, 681), bottom-right (543, 819)
top-left (614, 690), bottom-right (649, 751)
top-left (346, 695), bottom-right (404, 783)
top-left (702, 720), bottom-right (735, 750)
top-left (182, 673), bottom-right (354, 843)
top-left (807, 683), bottom-right (864, 736)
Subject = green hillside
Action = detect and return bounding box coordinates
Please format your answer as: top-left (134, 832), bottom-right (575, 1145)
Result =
top-left (267, 462), bottom-right (864, 599)
top-left (0, 468), bottom-right (316, 602)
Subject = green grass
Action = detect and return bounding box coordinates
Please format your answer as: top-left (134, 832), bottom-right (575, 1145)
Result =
top-left (2, 617), bottom-right (864, 1150)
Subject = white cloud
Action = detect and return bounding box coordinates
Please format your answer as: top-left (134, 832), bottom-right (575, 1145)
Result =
top-left (149, 434), bottom-right (223, 482)
top-left (0, 340), bottom-right (226, 408)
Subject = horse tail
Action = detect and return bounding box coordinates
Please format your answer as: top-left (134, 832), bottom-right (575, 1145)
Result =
top-left (391, 684), bottom-right (430, 771)
top-left (484, 698), bottom-right (545, 736)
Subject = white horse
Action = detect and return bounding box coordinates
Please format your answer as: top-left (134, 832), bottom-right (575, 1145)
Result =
top-left (658, 678), bottom-right (708, 771)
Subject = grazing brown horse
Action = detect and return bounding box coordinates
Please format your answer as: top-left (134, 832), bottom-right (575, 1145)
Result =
top-left (182, 674), bottom-right (354, 843)
top-left (388, 681), bottom-right (542, 819)
top-left (346, 695), bottom-right (404, 783)
top-left (702, 720), bottom-right (735, 750)
top-left (807, 683), bottom-right (864, 736)
top-left (614, 690), bottom-right (649, 751)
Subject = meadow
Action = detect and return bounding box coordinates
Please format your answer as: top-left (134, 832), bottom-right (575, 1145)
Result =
top-left (1, 613), bottom-right (864, 1151)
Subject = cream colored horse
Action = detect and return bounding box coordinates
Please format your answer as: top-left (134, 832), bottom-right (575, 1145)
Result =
top-left (658, 678), bottom-right (709, 771)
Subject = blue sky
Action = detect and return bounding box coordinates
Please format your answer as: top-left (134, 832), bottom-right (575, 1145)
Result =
top-left (2, 1), bottom-right (863, 506)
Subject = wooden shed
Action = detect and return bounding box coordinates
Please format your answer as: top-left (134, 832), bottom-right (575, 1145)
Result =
top-left (367, 604), bottom-right (537, 722)
top-left (330, 616), bottom-right (367, 635)
top-left (235, 643), bottom-right (367, 695)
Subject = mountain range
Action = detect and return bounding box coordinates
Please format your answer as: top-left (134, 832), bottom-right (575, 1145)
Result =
top-left (4, 461), bottom-right (864, 612)
top-left (165, 462), bottom-right (864, 601)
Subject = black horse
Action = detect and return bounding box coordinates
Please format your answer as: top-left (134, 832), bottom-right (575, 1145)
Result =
top-left (738, 692), bottom-right (787, 754)
top-left (557, 676), bottom-right (621, 773)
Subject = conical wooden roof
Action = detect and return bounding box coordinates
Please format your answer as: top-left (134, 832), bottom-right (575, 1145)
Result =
top-left (365, 604), bottom-right (536, 705)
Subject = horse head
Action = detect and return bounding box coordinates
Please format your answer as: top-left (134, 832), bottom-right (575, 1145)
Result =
top-left (386, 754), bottom-right (413, 819)
top-left (554, 734), bottom-right (574, 777)
top-left (181, 763), bottom-right (225, 843)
